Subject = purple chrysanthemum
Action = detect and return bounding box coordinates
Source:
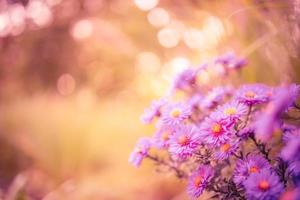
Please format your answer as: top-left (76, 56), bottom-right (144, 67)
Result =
top-left (244, 169), bottom-right (284, 200)
top-left (187, 165), bottom-right (214, 198)
top-left (288, 160), bottom-right (300, 177)
top-left (233, 154), bottom-right (272, 185)
top-left (200, 86), bottom-right (232, 109)
top-left (282, 125), bottom-right (299, 142)
top-left (152, 124), bottom-right (174, 149)
top-left (235, 84), bottom-right (270, 105)
top-left (129, 137), bottom-right (152, 167)
top-left (213, 140), bottom-right (240, 160)
top-left (215, 52), bottom-right (246, 69)
top-left (255, 85), bottom-right (300, 141)
top-left (173, 68), bottom-right (198, 91)
top-left (140, 98), bottom-right (167, 124)
top-left (215, 100), bottom-right (248, 122)
top-left (199, 113), bottom-right (232, 146)
top-left (280, 188), bottom-right (300, 200)
top-left (187, 93), bottom-right (204, 110)
top-left (281, 136), bottom-right (300, 162)
top-left (161, 102), bottom-right (192, 126)
top-left (168, 125), bottom-right (200, 159)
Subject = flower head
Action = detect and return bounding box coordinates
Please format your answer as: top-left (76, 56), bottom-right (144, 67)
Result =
top-left (214, 140), bottom-right (240, 160)
top-left (235, 84), bottom-right (270, 105)
top-left (187, 165), bottom-right (214, 198)
top-left (215, 100), bottom-right (248, 123)
top-left (168, 125), bottom-right (200, 159)
top-left (199, 113), bottom-right (232, 146)
top-left (161, 102), bottom-right (192, 126)
top-left (201, 86), bottom-right (232, 109)
top-left (281, 136), bottom-right (300, 162)
top-left (140, 98), bottom-right (167, 124)
top-left (173, 68), bottom-right (198, 91)
top-left (244, 169), bottom-right (284, 200)
top-left (234, 154), bottom-right (271, 185)
top-left (152, 124), bottom-right (174, 149)
top-left (215, 51), bottom-right (247, 71)
top-left (129, 137), bottom-right (152, 167)
top-left (280, 188), bottom-right (300, 200)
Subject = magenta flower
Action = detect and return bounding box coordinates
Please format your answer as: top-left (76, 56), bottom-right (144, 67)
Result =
top-left (233, 154), bottom-right (272, 185)
top-left (281, 136), bottom-right (300, 162)
top-left (129, 137), bottom-right (152, 167)
top-left (161, 102), bottom-right (192, 126)
top-left (168, 125), bottom-right (200, 159)
top-left (215, 100), bottom-right (248, 122)
top-left (152, 124), bottom-right (174, 149)
top-left (200, 86), bottom-right (232, 109)
top-left (282, 125), bottom-right (300, 142)
top-left (140, 98), bottom-right (167, 124)
top-left (187, 165), bottom-right (214, 198)
top-left (244, 169), bottom-right (284, 200)
top-left (173, 68), bottom-right (198, 91)
top-left (215, 51), bottom-right (247, 70)
top-left (235, 84), bottom-right (270, 105)
top-left (199, 113), bottom-right (232, 146)
top-left (213, 140), bottom-right (240, 160)
top-left (256, 85), bottom-right (300, 141)
top-left (280, 188), bottom-right (300, 200)
top-left (187, 93), bottom-right (204, 110)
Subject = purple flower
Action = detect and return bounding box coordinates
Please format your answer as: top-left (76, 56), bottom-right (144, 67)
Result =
top-left (213, 140), bottom-right (240, 160)
top-left (214, 52), bottom-right (247, 74)
top-left (254, 85), bottom-right (299, 141)
top-left (199, 113), bottom-right (232, 146)
top-left (200, 86), bottom-right (232, 109)
top-left (238, 125), bottom-right (255, 138)
top-left (282, 125), bottom-right (299, 142)
top-left (280, 188), bottom-right (300, 200)
top-left (235, 84), bottom-right (270, 105)
top-left (187, 165), bottom-right (214, 198)
top-left (233, 154), bottom-right (271, 185)
top-left (152, 124), bottom-right (174, 149)
top-left (215, 100), bottom-right (248, 122)
top-left (129, 137), bottom-right (152, 167)
top-left (244, 169), bottom-right (284, 200)
top-left (140, 98), bottom-right (166, 124)
top-left (281, 136), bottom-right (300, 162)
top-left (173, 68), bottom-right (198, 91)
top-left (288, 160), bottom-right (300, 177)
top-left (168, 125), bottom-right (200, 159)
top-left (161, 102), bottom-right (192, 126)
top-left (187, 93), bottom-right (204, 110)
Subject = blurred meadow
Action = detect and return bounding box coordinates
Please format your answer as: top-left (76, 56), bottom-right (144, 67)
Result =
top-left (0, 0), bottom-right (299, 199)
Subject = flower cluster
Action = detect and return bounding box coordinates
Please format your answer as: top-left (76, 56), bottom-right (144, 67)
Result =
top-left (129, 52), bottom-right (300, 200)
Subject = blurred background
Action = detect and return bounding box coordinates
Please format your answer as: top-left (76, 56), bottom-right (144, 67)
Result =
top-left (0, 0), bottom-right (299, 199)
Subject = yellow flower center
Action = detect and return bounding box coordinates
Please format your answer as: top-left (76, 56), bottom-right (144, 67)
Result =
top-left (211, 123), bottom-right (222, 136)
top-left (258, 180), bottom-right (270, 191)
top-left (170, 108), bottom-right (181, 118)
top-left (178, 135), bottom-right (189, 146)
top-left (193, 176), bottom-right (203, 188)
top-left (220, 143), bottom-right (231, 152)
top-left (161, 132), bottom-right (169, 141)
top-left (249, 166), bottom-right (259, 173)
top-left (224, 107), bottom-right (237, 115)
top-left (245, 91), bottom-right (256, 98)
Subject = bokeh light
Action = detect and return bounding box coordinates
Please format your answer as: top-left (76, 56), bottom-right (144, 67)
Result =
top-left (157, 27), bottom-right (181, 48)
top-left (71, 19), bottom-right (94, 40)
top-left (133, 0), bottom-right (158, 11)
top-left (147, 7), bottom-right (170, 27)
top-left (57, 73), bottom-right (76, 96)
